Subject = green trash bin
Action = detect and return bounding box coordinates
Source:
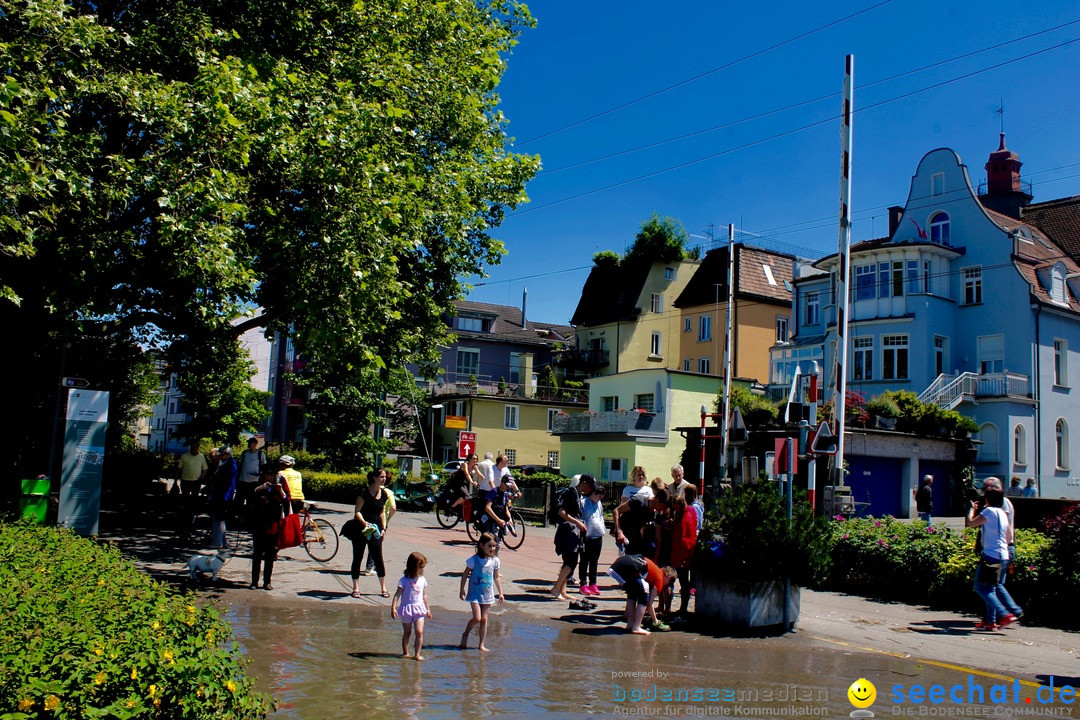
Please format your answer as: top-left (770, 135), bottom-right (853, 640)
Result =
top-left (19, 477), bottom-right (51, 524)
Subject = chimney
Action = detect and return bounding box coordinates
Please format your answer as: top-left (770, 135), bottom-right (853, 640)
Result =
top-left (521, 286), bottom-right (528, 328)
top-left (888, 206), bottom-right (904, 237)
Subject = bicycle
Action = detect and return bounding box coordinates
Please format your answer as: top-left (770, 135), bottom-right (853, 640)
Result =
top-left (298, 502), bottom-right (339, 562)
top-left (464, 494), bottom-right (526, 550)
top-left (434, 489), bottom-right (471, 529)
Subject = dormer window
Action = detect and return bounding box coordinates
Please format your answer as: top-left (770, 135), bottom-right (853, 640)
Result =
top-left (1050, 264), bottom-right (1068, 306)
top-left (458, 316), bottom-right (486, 332)
top-left (929, 212), bottom-right (950, 245)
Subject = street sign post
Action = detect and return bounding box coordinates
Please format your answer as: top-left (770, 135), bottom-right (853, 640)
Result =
top-left (457, 431), bottom-right (477, 460)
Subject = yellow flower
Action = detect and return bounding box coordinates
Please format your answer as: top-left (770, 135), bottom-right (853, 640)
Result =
top-left (226, 680), bottom-right (237, 693)
top-left (148, 684), bottom-right (157, 697)
top-left (17, 698), bottom-right (33, 711)
top-left (130, 667), bottom-right (138, 680)
top-left (93, 647), bottom-right (103, 656)
top-left (163, 650), bottom-right (173, 661)
top-left (154, 698), bottom-right (162, 709)
top-left (94, 671), bottom-right (107, 685)
top-left (126, 699), bottom-right (135, 708)
top-left (186, 604), bottom-right (196, 614)
top-left (196, 687), bottom-right (204, 698)
top-left (97, 578), bottom-right (105, 586)
top-left (152, 621), bottom-right (160, 630)
top-left (44, 695), bottom-right (60, 711)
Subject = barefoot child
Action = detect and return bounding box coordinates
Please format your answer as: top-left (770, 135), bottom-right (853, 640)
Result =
top-left (459, 533), bottom-right (504, 651)
top-left (391, 552), bottom-right (432, 660)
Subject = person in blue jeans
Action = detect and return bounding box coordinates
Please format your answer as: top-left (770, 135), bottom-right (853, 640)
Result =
top-left (965, 477), bottom-right (1023, 630)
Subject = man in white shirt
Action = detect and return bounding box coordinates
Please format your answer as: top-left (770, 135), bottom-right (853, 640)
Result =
top-left (667, 464), bottom-right (690, 500)
top-left (477, 452), bottom-right (497, 492)
top-left (236, 437), bottom-right (266, 510)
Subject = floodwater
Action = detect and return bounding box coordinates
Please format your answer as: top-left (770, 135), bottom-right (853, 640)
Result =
top-left (225, 600), bottom-right (1070, 720)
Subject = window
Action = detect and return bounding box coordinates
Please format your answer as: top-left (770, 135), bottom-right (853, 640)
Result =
top-left (852, 337), bottom-right (873, 381)
top-left (776, 316), bottom-right (789, 343)
top-left (805, 292), bottom-right (820, 325)
top-left (1014, 425), bottom-right (1027, 466)
top-left (923, 260), bottom-right (931, 294)
top-left (878, 262), bottom-right (890, 299)
top-left (855, 265), bottom-right (876, 300)
top-left (665, 267), bottom-right (676, 281)
top-left (931, 172), bottom-right (944, 196)
top-left (978, 335), bottom-right (1004, 374)
top-left (929, 212), bottom-right (950, 245)
top-left (505, 448), bottom-right (516, 465)
top-left (601, 457), bottom-right (626, 482)
top-left (458, 316), bottom-right (484, 332)
top-left (650, 331), bottom-right (662, 357)
top-left (1056, 418), bottom-right (1070, 470)
top-left (509, 352), bottom-right (521, 384)
top-left (934, 336), bottom-right (946, 376)
top-left (698, 357), bottom-right (711, 375)
top-left (906, 260), bottom-right (921, 294)
top-left (547, 451), bottom-right (559, 468)
top-left (882, 335), bottom-right (908, 380)
top-left (1055, 339), bottom-right (1068, 386)
top-left (683, 317), bottom-right (692, 333)
top-left (683, 359), bottom-right (691, 371)
top-left (635, 393), bottom-right (655, 412)
top-left (891, 261), bottom-right (904, 297)
top-left (547, 408), bottom-right (559, 432)
top-left (456, 348), bottom-right (480, 376)
top-left (698, 315), bottom-right (712, 341)
top-left (1051, 265), bottom-right (1068, 305)
top-left (601, 396), bottom-right (618, 412)
top-left (651, 293), bottom-right (663, 314)
top-left (977, 423), bottom-right (1000, 463)
top-left (963, 267), bottom-right (983, 305)
top-left (169, 400), bottom-right (177, 415)
top-left (503, 404), bottom-right (519, 430)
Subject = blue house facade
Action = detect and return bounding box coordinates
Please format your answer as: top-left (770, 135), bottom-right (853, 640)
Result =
top-left (773, 138), bottom-right (1080, 501)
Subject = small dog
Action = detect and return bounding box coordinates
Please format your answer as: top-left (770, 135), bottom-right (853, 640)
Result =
top-left (187, 549), bottom-right (231, 583)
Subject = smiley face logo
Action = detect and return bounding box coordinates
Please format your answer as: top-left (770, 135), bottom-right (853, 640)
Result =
top-left (847, 678), bottom-right (877, 709)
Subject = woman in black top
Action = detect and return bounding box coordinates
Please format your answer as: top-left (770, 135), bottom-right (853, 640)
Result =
top-left (351, 468), bottom-right (391, 598)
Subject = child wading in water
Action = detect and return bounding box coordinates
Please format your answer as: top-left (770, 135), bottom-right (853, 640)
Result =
top-left (390, 552), bottom-right (432, 660)
top-left (459, 532), bottom-right (504, 652)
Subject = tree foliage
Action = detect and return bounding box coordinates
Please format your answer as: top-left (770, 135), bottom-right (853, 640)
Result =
top-left (626, 213), bottom-right (692, 264)
top-left (0, 0), bottom-right (538, 476)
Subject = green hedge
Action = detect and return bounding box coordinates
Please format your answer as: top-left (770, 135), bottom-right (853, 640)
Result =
top-left (0, 523), bottom-right (273, 719)
top-left (301, 472), bottom-right (368, 505)
top-left (825, 516), bottom-right (1061, 624)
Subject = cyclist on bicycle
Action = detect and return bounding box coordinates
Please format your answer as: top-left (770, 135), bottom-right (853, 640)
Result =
top-left (445, 454), bottom-right (480, 514)
top-left (476, 474), bottom-right (520, 544)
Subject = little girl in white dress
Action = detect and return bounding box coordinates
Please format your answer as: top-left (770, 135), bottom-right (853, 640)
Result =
top-left (390, 552), bottom-right (432, 660)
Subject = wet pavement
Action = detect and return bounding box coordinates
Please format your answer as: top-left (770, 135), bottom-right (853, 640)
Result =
top-left (99, 499), bottom-right (1080, 719)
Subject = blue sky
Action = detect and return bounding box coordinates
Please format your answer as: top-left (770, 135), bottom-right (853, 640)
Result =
top-left (465, 0), bottom-right (1080, 325)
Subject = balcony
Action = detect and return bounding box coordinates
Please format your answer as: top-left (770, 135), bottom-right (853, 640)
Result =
top-left (428, 378), bottom-right (587, 405)
top-left (553, 347), bottom-right (609, 370)
top-left (551, 410), bottom-right (666, 438)
top-left (919, 371), bottom-right (1032, 409)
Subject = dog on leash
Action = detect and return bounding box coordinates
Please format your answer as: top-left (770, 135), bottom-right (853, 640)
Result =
top-left (187, 549), bottom-right (231, 583)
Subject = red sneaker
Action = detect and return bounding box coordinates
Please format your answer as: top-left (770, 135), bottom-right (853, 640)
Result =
top-left (997, 614), bottom-right (1018, 628)
top-left (975, 621), bottom-right (999, 630)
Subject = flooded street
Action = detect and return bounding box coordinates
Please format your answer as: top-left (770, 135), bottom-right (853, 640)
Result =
top-left (227, 599), bottom-right (1041, 719)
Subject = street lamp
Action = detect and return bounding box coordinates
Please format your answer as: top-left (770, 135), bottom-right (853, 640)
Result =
top-left (428, 404), bottom-right (444, 476)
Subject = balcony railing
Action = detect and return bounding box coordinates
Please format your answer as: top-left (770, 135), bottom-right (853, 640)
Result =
top-left (428, 379), bottom-right (587, 405)
top-left (551, 410), bottom-right (666, 437)
top-left (553, 348), bottom-right (609, 369)
top-left (919, 371), bottom-right (1031, 409)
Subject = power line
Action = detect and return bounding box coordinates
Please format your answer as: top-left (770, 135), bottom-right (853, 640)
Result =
top-left (509, 36), bottom-right (1080, 218)
top-left (538, 18), bottom-right (1080, 176)
top-left (514, 0), bottom-right (893, 147)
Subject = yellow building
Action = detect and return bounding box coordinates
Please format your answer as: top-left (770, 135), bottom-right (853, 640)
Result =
top-left (566, 257), bottom-right (699, 377)
top-left (672, 245), bottom-right (794, 385)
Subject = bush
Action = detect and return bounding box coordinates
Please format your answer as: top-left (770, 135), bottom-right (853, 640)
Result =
top-left (698, 484), bottom-right (832, 587)
top-left (0, 522), bottom-right (273, 719)
top-left (302, 471), bottom-right (368, 505)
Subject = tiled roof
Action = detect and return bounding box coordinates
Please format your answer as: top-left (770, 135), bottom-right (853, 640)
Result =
top-left (569, 257), bottom-right (652, 326)
top-left (1022, 195), bottom-right (1080, 264)
top-left (454, 300), bottom-right (574, 345)
top-left (674, 244), bottom-right (793, 308)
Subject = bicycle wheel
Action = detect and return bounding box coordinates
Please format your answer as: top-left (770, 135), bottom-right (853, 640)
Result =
top-left (304, 518), bottom-right (339, 562)
top-left (465, 517), bottom-right (479, 543)
top-left (435, 502), bottom-right (460, 528)
top-left (502, 510), bottom-right (526, 550)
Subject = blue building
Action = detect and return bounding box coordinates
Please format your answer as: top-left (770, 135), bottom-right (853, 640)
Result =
top-left (772, 137), bottom-right (1080, 504)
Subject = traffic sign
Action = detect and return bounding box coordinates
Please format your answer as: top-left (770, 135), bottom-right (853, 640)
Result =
top-left (810, 420), bottom-right (838, 455)
top-left (61, 377), bottom-right (89, 388)
top-left (457, 431), bottom-right (477, 460)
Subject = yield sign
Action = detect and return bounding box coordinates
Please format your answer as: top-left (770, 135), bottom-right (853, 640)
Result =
top-left (810, 420), bottom-right (838, 455)
top-left (458, 431), bottom-right (477, 460)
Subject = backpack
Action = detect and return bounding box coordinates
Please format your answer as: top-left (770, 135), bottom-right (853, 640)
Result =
top-left (548, 487), bottom-right (574, 526)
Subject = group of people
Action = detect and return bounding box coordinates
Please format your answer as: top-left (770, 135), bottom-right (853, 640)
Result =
top-left (548, 463), bottom-right (703, 634)
top-left (176, 437), bottom-right (304, 591)
top-left (442, 452), bottom-right (522, 545)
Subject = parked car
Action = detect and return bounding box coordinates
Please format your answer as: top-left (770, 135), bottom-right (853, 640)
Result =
top-left (442, 460), bottom-right (464, 473)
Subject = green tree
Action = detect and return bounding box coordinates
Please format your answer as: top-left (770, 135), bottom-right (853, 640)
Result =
top-left (1, 0), bottom-right (538, 478)
top-left (626, 213), bottom-right (692, 264)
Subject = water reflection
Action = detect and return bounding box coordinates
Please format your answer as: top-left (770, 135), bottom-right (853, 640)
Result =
top-left (227, 600), bottom-right (1050, 719)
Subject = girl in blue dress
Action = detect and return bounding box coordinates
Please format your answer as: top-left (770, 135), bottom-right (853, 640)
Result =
top-left (458, 533), bottom-right (504, 651)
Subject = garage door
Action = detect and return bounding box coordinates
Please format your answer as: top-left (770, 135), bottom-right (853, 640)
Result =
top-left (846, 456), bottom-right (904, 517)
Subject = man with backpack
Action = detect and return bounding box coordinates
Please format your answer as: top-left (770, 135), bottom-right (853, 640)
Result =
top-left (549, 474), bottom-right (596, 602)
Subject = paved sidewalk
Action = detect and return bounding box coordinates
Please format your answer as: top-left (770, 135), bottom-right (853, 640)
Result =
top-left (108, 501), bottom-right (1080, 681)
